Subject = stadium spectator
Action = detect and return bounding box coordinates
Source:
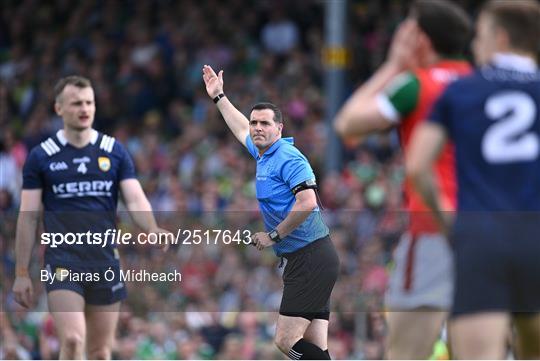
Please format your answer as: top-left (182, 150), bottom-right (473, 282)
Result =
top-left (261, 8), bottom-right (300, 55)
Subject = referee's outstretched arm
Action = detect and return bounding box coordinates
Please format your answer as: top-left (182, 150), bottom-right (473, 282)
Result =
top-left (202, 64), bottom-right (249, 146)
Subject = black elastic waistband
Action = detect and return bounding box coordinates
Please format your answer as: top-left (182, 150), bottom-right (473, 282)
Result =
top-left (282, 234), bottom-right (330, 260)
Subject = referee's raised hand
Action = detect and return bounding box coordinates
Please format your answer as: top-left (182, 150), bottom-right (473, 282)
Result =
top-left (202, 65), bottom-right (223, 99)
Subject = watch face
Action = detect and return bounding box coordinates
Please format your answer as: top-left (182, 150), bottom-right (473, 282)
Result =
top-left (269, 230), bottom-right (279, 242)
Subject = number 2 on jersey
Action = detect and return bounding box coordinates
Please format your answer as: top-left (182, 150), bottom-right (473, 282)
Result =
top-left (482, 91), bottom-right (539, 163)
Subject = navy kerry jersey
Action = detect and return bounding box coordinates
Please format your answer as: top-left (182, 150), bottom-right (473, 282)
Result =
top-left (22, 129), bottom-right (136, 265)
top-left (429, 54), bottom-right (540, 211)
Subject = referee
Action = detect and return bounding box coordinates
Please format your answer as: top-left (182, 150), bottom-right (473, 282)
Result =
top-left (203, 65), bottom-right (339, 360)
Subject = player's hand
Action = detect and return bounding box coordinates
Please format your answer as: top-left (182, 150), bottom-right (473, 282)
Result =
top-left (148, 227), bottom-right (175, 252)
top-left (439, 197), bottom-right (455, 238)
top-left (440, 212), bottom-right (455, 238)
top-left (387, 19), bottom-right (420, 71)
top-left (251, 232), bottom-right (275, 251)
top-left (13, 276), bottom-right (34, 309)
top-left (202, 65), bottom-right (224, 99)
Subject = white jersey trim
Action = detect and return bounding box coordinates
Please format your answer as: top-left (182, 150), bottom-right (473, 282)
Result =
top-left (40, 138), bottom-right (61, 156)
top-left (56, 129), bottom-right (99, 146)
top-left (99, 135), bottom-right (115, 153)
top-left (492, 52), bottom-right (538, 73)
top-left (376, 93), bottom-right (401, 124)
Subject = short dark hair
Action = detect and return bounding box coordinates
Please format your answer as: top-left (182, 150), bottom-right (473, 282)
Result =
top-left (54, 75), bottom-right (92, 101)
top-left (250, 102), bottom-right (283, 123)
top-left (482, 0), bottom-right (540, 55)
top-left (410, 0), bottom-right (472, 57)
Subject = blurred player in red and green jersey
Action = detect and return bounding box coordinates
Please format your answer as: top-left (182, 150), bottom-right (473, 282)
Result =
top-left (334, 0), bottom-right (472, 358)
top-left (408, 0), bottom-right (540, 358)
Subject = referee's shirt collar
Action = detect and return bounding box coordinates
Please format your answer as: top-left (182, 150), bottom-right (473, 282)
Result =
top-left (257, 137), bottom-right (294, 159)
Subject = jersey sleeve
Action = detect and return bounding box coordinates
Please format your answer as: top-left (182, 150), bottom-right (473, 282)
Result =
top-left (22, 148), bottom-right (43, 189)
top-left (117, 143), bottom-right (137, 181)
top-left (280, 151), bottom-right (316, 190)
top-left (428, 87), bottom-right (452, 134)
top-left (376, 72), bottom-right (420, 123)
top-left (245, 134), bottom-right (258, 159)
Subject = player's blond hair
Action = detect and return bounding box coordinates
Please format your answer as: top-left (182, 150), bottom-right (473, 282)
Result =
top-left (54, 75), bottom-right (92, 101)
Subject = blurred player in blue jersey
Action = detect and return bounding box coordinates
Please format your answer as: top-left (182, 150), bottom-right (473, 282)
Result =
top-left (335, 1), bottom-right (472, 358)
top-left (12, 76), bottom-right (171, 359)
top-left (407, 1), bottom-right (540, 358)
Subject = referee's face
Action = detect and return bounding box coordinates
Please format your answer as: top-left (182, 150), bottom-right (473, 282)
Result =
top-left (249, 109), bottom-right (283, 152)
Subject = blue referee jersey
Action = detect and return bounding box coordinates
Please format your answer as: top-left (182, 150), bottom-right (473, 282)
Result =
top-left (245, 135), bottom-right (329, 255)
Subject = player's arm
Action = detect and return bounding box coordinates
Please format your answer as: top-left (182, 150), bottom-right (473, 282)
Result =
top-left (275, 188), bottom-right (318, 239)
top-left (334, 20), bottom-right (419, 142)
top-left (406, 122), bottom-right (449, 232)
top-left (275, 157), bottom-right (319, 239)
top-left (252, 188), bottom-right (318, 251)
top-left (334, 64), bottom-right (402, 141)
top-left (13, 189), bottom-right (42, 308)
top-left (252, 153), bottom-right (320, 250)
top-left (202, 64), bottom-right (249, 147)
top-left (120, 179), bottom-right (171, 236)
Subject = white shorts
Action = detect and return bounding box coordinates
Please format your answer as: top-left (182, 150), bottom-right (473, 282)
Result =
top-left (385, 232), bottom-right (453, 310)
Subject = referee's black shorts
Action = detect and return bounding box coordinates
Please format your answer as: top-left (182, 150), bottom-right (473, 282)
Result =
top-left (279, 235), bottom-right (339, 321)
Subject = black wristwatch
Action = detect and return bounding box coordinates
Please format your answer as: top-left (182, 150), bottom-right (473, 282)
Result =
top-left (213, 93), bottom-right (226, 104)
top-left (268, 229), bottom-right (281, 243)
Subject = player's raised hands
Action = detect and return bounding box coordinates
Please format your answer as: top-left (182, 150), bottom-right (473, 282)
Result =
top-left (387, 19), bottom-right (420, 71)
top-left (13, 275), bottom-right (34, 309)
top-left (202, 65), bottom-right (224, 99)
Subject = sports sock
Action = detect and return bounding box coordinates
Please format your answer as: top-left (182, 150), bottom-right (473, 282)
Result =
top-left (288, 339), bottom-right (330, 360)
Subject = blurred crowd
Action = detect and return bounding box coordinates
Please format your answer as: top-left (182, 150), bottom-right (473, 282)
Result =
top-left (1, 0), bottom-right (480, 359)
